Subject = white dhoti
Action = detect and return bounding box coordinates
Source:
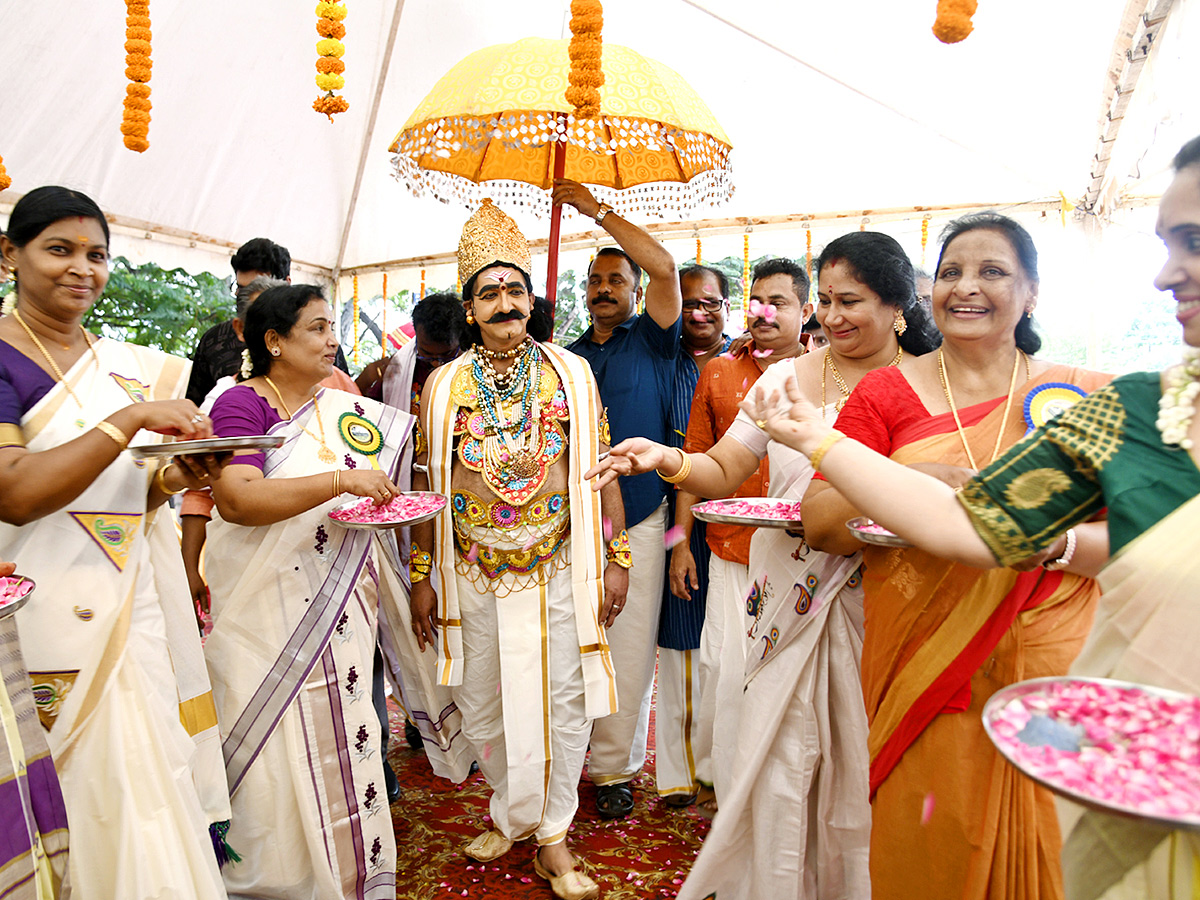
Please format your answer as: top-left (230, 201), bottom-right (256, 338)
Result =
top-left (652, 647), bottom-right (703, 796)
top-left (697, 554), bottom-right (750, 799)
top-left (587, 500), bottom-right (666, 784)
top-left (453, 550), bottom-right (589, 843)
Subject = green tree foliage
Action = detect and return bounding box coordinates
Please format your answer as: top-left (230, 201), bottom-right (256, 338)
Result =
top-left (83, 257), bottom-right (234, 357)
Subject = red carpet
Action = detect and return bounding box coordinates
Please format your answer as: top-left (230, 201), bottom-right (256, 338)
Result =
top-left (387, 698), bottom-right (710, 899)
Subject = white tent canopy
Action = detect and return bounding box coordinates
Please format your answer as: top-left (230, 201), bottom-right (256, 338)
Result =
top-left (3, 0), bottom-right (1197, 282)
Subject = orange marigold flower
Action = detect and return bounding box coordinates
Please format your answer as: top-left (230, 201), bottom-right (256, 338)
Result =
top-left (316, 18), bottom-right (346, 39)
top-left (0, 156), bottom-right (11, 193)
top-left (313, 95), bottom-right (350, 121)
top-left (127, 14), bottom-right (150, 27)
top-left (123, 135), bottom-right (150, 153)
top-left (125, 65), bottom-right (152, 83)
top-left (932, 0), bottom-right (977, 43)
top-left (126, 26), bottom-right (151, 42)
top-left (127, 83), bottom-right (151, 99)
top-left (316, 57), bottom-right (345, 74)
top-left (124, 38), bottom-right (151, 55)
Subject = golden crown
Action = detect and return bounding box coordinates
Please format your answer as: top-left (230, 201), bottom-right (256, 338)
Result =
top-left (457, 199), bottom-right (532, 291)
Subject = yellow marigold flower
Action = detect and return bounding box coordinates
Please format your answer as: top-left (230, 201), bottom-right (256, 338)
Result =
top-left (316, 38), bottom-right (345, 58)
top-left (315, 2), bottom-right (347, 21)
top-left (315, 72), bottom-right (345, 91)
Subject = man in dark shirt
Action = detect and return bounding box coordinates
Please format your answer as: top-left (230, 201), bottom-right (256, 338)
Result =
top-left (184, 237), bottom-right (351, 405)
top-left (558, 178), bottom-right (683, 819)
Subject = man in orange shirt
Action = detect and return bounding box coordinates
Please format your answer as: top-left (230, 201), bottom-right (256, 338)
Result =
top-left (675, 257), bottom-right (810, 810)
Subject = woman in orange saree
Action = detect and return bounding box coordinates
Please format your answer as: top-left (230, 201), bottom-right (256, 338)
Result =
top-left (803, 212), bottom-right (1111, 900)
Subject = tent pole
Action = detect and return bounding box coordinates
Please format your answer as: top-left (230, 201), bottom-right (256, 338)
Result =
top-left (545, 116), bottom-right (567, 339)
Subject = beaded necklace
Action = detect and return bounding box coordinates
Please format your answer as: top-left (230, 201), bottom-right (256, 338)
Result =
top-left (820, 346), bottom-right (903, 418)
top-left (471, 340), bottom-right (544, 482)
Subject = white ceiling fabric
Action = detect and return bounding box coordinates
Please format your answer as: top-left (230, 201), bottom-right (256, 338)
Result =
top-left (1, 0), bottom-right (1197, 282)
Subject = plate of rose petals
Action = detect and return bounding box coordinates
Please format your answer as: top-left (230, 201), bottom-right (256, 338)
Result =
top-left (329, 491), bottom-right (447, 530)
top-left (0, 575), bottom-right (34, 619)
top-left (983, 676), bottom-right (1200, 831)
top-left (692, 498), bottom-right (803, 531)
top-left (845, 516), bottom-right (913, 548)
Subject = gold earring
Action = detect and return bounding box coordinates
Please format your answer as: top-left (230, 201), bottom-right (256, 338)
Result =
top-left (893, 309), bottom-right (907, 335)
top-left (1025, 307), bottom-right (1034, 319)
top-left (466, 313), bottom-right (475, 325)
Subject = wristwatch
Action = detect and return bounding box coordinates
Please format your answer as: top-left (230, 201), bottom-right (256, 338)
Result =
top-left (594, 202), bottom-right (613, 225)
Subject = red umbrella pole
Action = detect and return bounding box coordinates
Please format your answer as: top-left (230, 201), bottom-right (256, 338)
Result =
top-left (544, 119), bottom-right (568, 337)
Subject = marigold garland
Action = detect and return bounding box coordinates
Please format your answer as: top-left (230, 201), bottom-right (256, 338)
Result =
top-left (695, 238), bottom-right (702, 265)
top-left (381, 273), bottom-right (388, 347)
top-left (566, 0), bottom-right (604, 118)
top-left (419, 268), bottom-right (426, 300)
top-left (742, 233), bottom-right (751, 331)
top-left (932, 0), bottom-right (978, 44)
top-left (121, 0), bottom-right (152, 153)
top-left (314, 1), bottom-right (349, 122)
top-left (352, 274), bottom-right (360, 365)
top-left (920, 216), bottom-right (930, 267)
top-left (0, 156), bottom-right (10, 192)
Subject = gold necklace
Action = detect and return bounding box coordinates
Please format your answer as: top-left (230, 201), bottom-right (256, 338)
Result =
top-left (938, 348), bottom-right (1026, 471)
top-left (820, 346), bottom-right (904, 417)
top-left (264, 376), bottom-right (336, 463)
top-left (12, 308), bottom-right (102, 410)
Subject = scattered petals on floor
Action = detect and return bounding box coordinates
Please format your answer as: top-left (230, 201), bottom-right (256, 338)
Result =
top-left (388, 700), bottom-right (709, 898)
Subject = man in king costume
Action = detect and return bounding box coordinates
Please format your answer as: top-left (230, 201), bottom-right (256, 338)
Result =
top-left (410, 201), bottom-right (625, 900)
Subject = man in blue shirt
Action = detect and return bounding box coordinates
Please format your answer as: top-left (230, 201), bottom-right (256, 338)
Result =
top-left (557, 178), bottom-right (682, 820)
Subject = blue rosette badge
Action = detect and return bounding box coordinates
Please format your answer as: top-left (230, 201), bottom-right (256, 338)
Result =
top-left (1023, 383), bottom-right (1088, 435)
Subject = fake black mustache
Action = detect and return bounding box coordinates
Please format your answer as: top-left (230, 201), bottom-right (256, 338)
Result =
top-left (485, 310), bottom-right (528, 324)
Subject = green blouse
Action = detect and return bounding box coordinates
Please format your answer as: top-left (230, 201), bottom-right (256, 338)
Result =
top-left (960, 371), bottom-right (1200, 566)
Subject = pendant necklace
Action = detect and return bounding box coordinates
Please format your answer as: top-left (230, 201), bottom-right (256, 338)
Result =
top-left (938, 348), bottom-right (1028, 470)
top-left (12, 308), bottom-right (102, 415)
top-left (820, 345), bottom-right (904, 419)
top-left (264, 376), bottom-right (336, 463)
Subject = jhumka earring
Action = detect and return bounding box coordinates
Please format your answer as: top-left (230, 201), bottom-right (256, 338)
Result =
top-left (893, 309), bottom-right (908, 335)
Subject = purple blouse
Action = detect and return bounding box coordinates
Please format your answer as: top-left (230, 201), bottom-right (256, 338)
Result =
top-left (0, 340), bottom-right (59, 425)
top-left (209, 384), bottom-right (284, 470)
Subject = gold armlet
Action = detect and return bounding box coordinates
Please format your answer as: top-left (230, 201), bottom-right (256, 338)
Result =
top-left (154, 463), bottom-right (186, 496)
top-left (660, 448), bottom-right (692, 484)
top-left (95, 420), bottom-right (129, 451)
top-left (409, 543), bottom-right (433, 583)
top-left (810, 431), bottom-right (845, 474)
top-left (606, 528), bottom-right (632, 569)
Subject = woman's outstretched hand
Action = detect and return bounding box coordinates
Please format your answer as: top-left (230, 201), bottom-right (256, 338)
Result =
top-left (585, 437), bottom-right (671, 491)
top-left (739, 376), bottom-right (833, 457)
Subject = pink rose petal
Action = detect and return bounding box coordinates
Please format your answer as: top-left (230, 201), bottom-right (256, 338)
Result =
top-left (921, 792), bottom-right (936, 825)
top-left (664, 525), bottom-right (687, 549)
top-left (751, 348), bottom-right (774, 358)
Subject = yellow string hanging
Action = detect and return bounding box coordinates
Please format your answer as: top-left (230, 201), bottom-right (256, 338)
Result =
top-left (121, 0), bottom-right (152, 153)
top-left (742, 233), bottom-right (751, 332)
top-left (1059, 191), bottom-right (1073, 228)
top-left (352, 274), bottom-right (360, 365)
top-left (313, 2), bottom-right (349, 121)
top-left (381, 273), bottom-right (387, 352)
top-left (805, 228), bottom-right (813, 283)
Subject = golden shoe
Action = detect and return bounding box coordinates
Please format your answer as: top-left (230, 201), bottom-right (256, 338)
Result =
top-left (533, 853), bottom-right (600, 900)
top-left (463, 829), bottom-right (513, 862)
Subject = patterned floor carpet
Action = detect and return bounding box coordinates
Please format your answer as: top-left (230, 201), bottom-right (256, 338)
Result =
top-left (386, 699), bottom-right (711, 899)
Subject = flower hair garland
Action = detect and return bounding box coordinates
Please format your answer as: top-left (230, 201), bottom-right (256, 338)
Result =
top-left (933, 0), bottom-right (977, 44)
top-left (313, 1), bottom-right (349, 121)
top-left (122, 0), bottom-right (153, 152)
top-left (1156, 347), bottom-right (1200, 448)
top-left (240, 348), bottom-right (253, 380)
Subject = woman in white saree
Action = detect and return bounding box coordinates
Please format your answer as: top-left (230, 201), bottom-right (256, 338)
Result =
top-left (589, 234), bottom-right (940, 898)
top-left (0, 186), bottom-right (230, 900)
top-left (206, 284), bottom-right (412, 900)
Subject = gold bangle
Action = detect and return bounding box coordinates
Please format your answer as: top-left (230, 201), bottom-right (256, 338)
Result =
top-left (809, 431), bottom-right (845, 474)
top-left (660, 448), bottom-right (693, 484)
top-left (332, 470), bottom-right (341, 498)
top-left (154, 463), bottom-right (186, 495)
top-left (409, 543), bottom-right (433, 583)
top-left (95, 420), bottom-right (129, 451)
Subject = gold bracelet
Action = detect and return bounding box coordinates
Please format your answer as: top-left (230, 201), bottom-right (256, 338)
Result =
top-left (332, 470), bottom-right (341, 498)
top-left (809, 431), bottom-right (845, 474)
top-left (409, 543), bottom-right (433, 583)
top-left (95, 420), bottom-right (129, 451)
top-left (660, 448), bottom-right (693, 484)
top-left (605, 528), bottom-right (633, 569)
top-left (154, 463), bottom-right (186, 495)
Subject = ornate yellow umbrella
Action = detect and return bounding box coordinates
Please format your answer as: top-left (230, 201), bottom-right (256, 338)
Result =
top-left (388, 34), bottom-right (732, 307)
